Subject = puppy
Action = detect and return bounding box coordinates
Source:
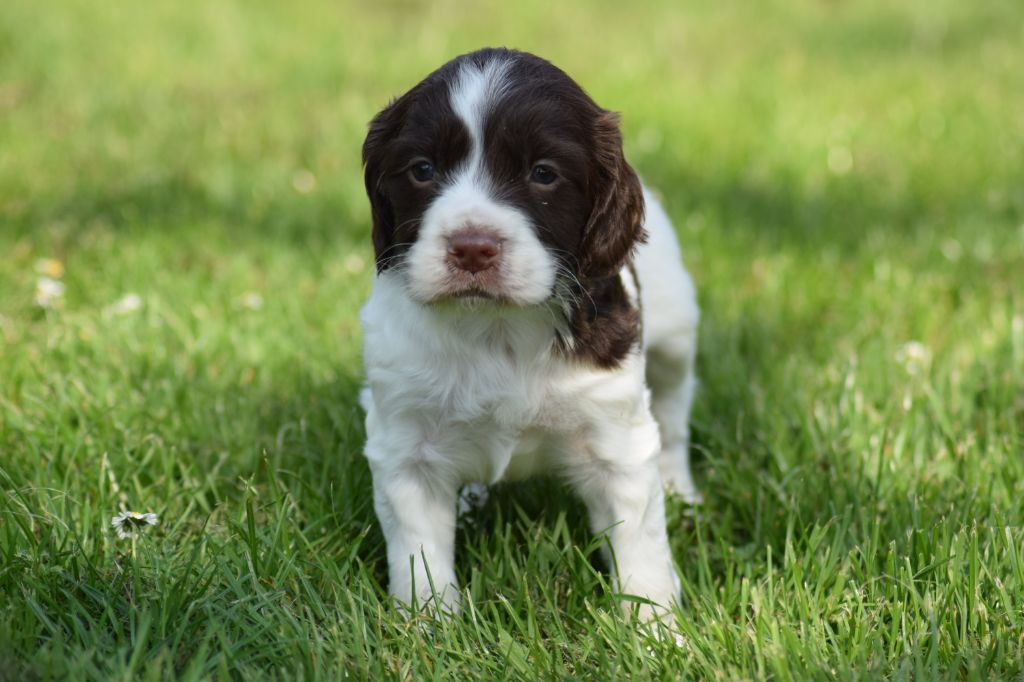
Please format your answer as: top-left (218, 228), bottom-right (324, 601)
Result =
top-left (360, 48), bottom-right (700, 622)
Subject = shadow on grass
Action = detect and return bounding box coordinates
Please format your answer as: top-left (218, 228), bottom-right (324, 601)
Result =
top-left (7, 173), bottom-right (363, 247)
top-left (15, 156), bottom-right (1020, 256)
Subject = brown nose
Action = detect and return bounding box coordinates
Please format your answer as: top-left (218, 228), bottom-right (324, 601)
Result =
top-left (446, 231), bottom-right (502, 273)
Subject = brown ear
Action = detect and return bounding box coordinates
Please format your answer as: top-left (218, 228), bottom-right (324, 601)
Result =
top-left (362, 97), bottom-right (410, 272)
top-left (579, 111), bottom-right (646, 279)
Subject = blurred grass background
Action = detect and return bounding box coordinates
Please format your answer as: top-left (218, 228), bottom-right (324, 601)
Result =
top-left (1, 0), bottom-right (1022, 679)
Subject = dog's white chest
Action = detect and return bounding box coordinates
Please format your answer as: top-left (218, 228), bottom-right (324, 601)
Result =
top-left (451, 358), bottom-right (565, 484)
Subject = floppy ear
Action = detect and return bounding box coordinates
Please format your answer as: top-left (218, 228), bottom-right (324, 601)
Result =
top-left (579, 111), bottom-right (646, 279)
top-left (362, 97), bottom-right (409, 272)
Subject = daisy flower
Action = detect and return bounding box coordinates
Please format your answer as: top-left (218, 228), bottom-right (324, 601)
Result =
top-left (34, 258), bottom-right (65, 278)
top-left (111, 511), bottom-right (159, 539)
top-left (34, 277), bottom-right (65, 308)
top-left (106, 292), bottom-right (143, 316)
top-left (895, 340), bottom-right (931, 376)
top-left (240, 292), bottom-right (264, 310)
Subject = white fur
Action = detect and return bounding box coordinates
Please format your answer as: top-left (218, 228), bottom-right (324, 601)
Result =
top-left (448, 59), bottom-right (512, 170)
top-left (361, 184), bottom-right (700, 621)
top-left (637, 189), bottom-right (702, 503)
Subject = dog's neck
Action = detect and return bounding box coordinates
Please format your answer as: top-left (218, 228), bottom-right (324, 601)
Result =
top-left (415, 271), bottom-right (640, 371)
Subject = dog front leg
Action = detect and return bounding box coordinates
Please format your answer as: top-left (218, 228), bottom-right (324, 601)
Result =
top-left (567, 421), bottom-right (681, 624)
top-left (370, 461), bottom-right (460, 614)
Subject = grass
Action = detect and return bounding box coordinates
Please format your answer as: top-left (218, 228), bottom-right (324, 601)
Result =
top-left (1, 0), bottom-right (1023, 678)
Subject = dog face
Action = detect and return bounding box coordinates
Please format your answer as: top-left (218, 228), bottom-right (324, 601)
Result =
top-left (362, 48), bottom-right (645, 307)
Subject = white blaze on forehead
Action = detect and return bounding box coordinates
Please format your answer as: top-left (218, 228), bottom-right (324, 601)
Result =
top-left (448, 58), bottom-right (513, 182)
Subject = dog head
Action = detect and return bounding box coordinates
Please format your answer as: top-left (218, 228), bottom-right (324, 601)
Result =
top-left (362, 48), bottom-right (645, 307)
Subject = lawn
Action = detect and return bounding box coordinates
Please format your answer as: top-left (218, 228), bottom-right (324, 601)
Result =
top-left (1, 0), bottom-right (1023, 679)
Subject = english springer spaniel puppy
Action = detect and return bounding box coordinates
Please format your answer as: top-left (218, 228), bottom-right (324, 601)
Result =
top-left (360, 48), bottom-right (700, 624)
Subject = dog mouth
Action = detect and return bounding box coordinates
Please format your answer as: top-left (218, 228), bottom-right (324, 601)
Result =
top-left (408, 257), bottom-right (556, 308)
top-left (437, 287), bottom-right (506, 306)
top-left (436, 269), bottom-right (508, 302)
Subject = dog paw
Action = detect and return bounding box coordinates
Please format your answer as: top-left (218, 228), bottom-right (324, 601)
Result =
top-left (457, 482), bottom-right (489, 521)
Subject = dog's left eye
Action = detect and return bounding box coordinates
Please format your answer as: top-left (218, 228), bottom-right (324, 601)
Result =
top-left (529, 164), bottom-right (558, 186)
top-left (409, 161), bottom-right (436, 184)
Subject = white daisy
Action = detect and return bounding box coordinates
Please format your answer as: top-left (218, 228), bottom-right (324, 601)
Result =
top-left (34, 258), bottom-right (65, 278)
top-left (291, 168), bottom-right (316, 194)
top-left (35, 277), bottom-right (65, 308)
top-left (111, 511), bottom-right (159, 539)
top-left (240, 292), bottom-right (264, 310)
top-left (895, 340), bottom-right (931, 375)
top-left (343, 254), bottom-right (365, 274)
top-left (106, 293), bottom-right (143, 316)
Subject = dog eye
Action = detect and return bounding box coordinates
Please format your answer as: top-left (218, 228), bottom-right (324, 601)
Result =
top-left (529, 164), bottom-right (558, 186)
top-left (409, 161), bottom-right (436, 184)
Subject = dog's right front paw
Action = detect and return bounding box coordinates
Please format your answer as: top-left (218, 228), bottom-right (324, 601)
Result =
top-left (393, 581), bottom-right (462, 618)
